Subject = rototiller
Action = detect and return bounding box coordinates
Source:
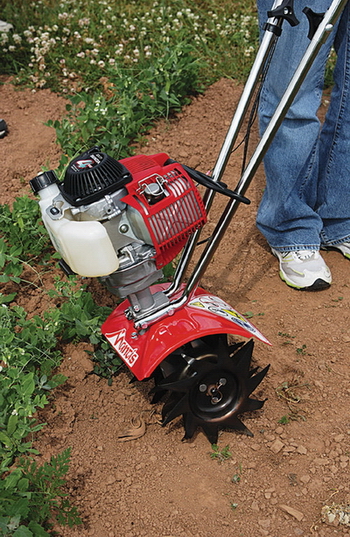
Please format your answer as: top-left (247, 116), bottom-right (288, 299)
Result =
top-left (30, 0), bottom-right (346, 443)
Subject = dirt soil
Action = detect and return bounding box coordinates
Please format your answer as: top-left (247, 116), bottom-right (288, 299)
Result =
top-left (1, 78), bottom-right (350, 537)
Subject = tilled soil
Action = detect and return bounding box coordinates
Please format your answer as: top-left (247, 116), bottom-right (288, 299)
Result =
top-left (1, 77), bottom-right (349, 537)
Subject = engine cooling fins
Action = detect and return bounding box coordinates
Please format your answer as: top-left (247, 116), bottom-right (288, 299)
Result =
top-left (151, 337), bottom-right (269, 444)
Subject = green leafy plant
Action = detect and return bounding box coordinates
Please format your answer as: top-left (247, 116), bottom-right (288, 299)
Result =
top-left (0, 302), bottom-right (67, 471)
top-left (231, 463), bottom-right (243, 484)
top-left (46, 276), bottom-right (112, 344)
top-left (0, 448), bottom-right (81, 536)
top-left (47, 43), bottom-right (202, 172)
top-left (1, 0), bottom-right (258, 93)
top-left (296, 344), bottom-right (307, 355)
top-left (0, 197), bottom-right (52, 302)
top-left (210, 443), bottom-right (232, 463)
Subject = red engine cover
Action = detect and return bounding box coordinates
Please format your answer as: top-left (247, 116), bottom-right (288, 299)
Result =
top-left (120, 153), bottom-right (207, 268)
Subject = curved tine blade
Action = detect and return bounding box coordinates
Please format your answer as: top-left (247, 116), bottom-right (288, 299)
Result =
top-left (161, 394), bottom-right (180, 420)
top-left (232, 339), bottom-right (255, 376)
top-left (190, 336), bottom-right (219, 356)
top-left (240, 396), bottom-right (267, 412)
top-left (228, 341), bottom-right (245, 355)
top-left (224, 415), bottom-right (254, 437)
top-left (150, 389), bottom-right (167, 404)
top-left (182, 413), bottom-right (199, 441)
top-left (151, 374), bottom-right (196, 394)
top-left (201, 422), bottom-right (219, 445)
top-left (149, 370), bottom-right (182, 393)
top-left (162, 395), bottom-right (190, 426)
top-left (215, 335), bottom-right (231, 366)
top-left (246, 364), bottom-right (270, 396)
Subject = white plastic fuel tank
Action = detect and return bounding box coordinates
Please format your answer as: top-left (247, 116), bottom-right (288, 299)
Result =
top-left (37, 184), bottom-right (119, 277)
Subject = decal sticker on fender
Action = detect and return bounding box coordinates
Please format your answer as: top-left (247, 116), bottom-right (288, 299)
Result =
top-left (104, 328), bottom-right (139, 367)
top-left (189, 295), bottom-right (270, 343)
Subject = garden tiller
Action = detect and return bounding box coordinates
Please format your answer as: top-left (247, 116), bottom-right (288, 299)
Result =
top-left (31, 0), bottom-right (346, 443)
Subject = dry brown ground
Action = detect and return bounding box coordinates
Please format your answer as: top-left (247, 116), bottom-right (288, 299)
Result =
top-left (1, 78), bottom-right (349, 537)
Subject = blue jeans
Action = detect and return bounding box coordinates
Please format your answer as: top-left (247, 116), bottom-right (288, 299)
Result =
top-left (257, 0), bottom-right (350, 251)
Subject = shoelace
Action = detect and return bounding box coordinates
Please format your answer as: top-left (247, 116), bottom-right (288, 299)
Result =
top-left (282, 250), bottom-right (316, 261)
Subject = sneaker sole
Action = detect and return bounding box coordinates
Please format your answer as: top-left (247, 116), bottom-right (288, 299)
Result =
top-left (279, 271), bottom-right (331, 291)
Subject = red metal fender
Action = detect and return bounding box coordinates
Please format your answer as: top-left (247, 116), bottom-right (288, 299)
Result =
top-left (101, 284), bottom-right (271, 380)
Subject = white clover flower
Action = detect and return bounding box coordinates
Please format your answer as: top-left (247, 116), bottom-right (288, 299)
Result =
top-left (77, 51), bottom-right (85, 58)
top-left (106, 24), bottom-right (112, 30)
top-left (23, 29), bottom-right (32, 37)
top-left (8, 45), bottom-right (15, 52)
top-left (13, 34), bottom-right (22, 44)
top-left (98, 60), bottom-right (105, 67)
top-left (84, 37), bottom-right (94, 44)
top-left (52, 24), bottom-right (58, 31)
top-left (90, 59), bottom-right (96, 64)
top-left (78, 17), bottom-right (90, 27)
top-left (108, 58), bottom-right (115, 65)
top-left (244, 46), bottom-right (255, 57)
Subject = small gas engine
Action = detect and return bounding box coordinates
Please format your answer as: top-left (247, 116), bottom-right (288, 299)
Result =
top-left (30, 147), bottom-right (207, 316)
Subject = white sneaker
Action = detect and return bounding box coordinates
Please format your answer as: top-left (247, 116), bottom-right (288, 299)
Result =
top-left (322, 242), bottom-right (350, 260)
top-left (271, 249), bottom-right (332, 290)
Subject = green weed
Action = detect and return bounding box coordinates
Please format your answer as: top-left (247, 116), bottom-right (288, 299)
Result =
top-left (47, 43), bottom-right (202, 169)
top-left (210, 444), bottom-right (232, 463)
top-left (296, 344), bottom-right (307, 355)
top-left (231, 463), bottom-right (243, 483)
top-left (0, 197), bottom-right (52, 301)
top-left (1, 0), bottom-right (258, 92)
top-left (0, 448), bottom-right (81, 535)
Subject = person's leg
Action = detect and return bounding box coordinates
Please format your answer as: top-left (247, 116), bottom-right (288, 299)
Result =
top-left (256, 0), bottom-right (335, 251)
top-left (317, 4), bottom-right (350, 255)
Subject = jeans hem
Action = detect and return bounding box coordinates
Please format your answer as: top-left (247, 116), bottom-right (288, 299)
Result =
top-left (321, 233), bottom-right (350, 246)
top-left (270, 244), bottom-right (320, 253)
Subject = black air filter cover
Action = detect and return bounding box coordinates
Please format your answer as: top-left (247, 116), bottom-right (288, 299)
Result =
top-left (61, 147), bottom-right (132, 206)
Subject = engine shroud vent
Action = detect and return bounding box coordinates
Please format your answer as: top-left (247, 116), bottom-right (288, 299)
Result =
top-left (62, 148), bottom-right (132, 206)
top-left (120, 152), bottom-right (207, 268)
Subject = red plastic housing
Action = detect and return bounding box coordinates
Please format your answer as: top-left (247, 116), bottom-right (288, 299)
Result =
top-left (102, 283), bottom-right (271, 381)
top-left (120, 153), bottom-right (207, 268)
